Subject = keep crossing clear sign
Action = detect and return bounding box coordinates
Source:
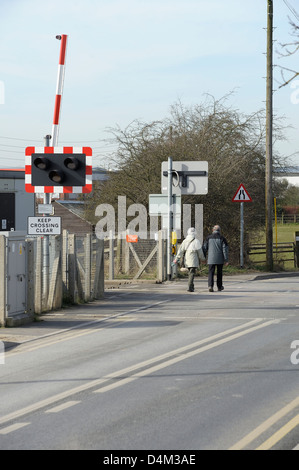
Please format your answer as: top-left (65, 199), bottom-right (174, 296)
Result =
top-left (28, 216), bottom-right (61, 235)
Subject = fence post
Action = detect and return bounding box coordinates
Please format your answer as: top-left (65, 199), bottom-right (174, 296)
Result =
top-left (68, 233), bottom-right (77, 303)
top-left (157, 230), bottom-right (164, 282)
top-left (294, 231), bottom-right (299, 268)
top-left (125, 230), bottom-right (130, 274)
top-left (0, 236), bottom-right (6, 326)
top-left (93, 238), bottom-right (104, 299)
top-left (109, 231), bottom-right (114, 280)
top-left (26, 239), bottom-right (35, 316)
top-left (48, 235), bottom-right (62, 310)
top-left (62, 230), bottom-right (68, 296)
top-left (85, 233), bottom-right (91, 302)
top-left (35, 237), bottom-right (42, 314)
top-left (116, 234), bottom-right (122, 275)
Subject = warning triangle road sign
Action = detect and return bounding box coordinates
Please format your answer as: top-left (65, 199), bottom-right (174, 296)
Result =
top-left (232, 184), bottom-right (252, 202)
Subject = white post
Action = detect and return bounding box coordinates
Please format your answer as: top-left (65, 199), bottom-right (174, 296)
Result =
top-left (51, 34), bottom-right (68, 146)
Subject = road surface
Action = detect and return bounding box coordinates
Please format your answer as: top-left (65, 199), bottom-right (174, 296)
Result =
top-left (0, 273), bottom-right (299, 451)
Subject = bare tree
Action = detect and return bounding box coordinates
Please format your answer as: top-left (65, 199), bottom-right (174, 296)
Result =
top-left (84, 96), bottom-right (288, 263)
top-left (277, 2), bottom-right (299, 88)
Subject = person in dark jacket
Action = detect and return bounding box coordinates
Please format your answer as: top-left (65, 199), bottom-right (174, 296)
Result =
top-left (203, 225), bottom-right (229, 292)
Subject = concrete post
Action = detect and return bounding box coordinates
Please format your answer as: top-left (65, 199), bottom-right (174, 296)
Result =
top-left (68, 234), bottom-right (77, 303)
top-left (0, 236), bottom-right (6, 326)
top-left (109, 231), bottom-right (114, 280)
top-left (35, 237), bottom-right (42, 314)
top-left (84, 233), bottom-right (91, 302)
top-left (26, 239), bottom-right (35, 316)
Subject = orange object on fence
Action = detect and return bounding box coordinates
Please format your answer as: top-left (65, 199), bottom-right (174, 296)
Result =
top-left (126, 234), bottom-right (138, 243)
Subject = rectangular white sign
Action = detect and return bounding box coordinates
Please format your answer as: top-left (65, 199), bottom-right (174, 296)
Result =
top-left (161, 161), bottom-right (208, 195)
top-left (37, 204), bottom-right (54, 215)
top-left (149, 194), bottom-right (181, 215)
top-left (27, 217), bottom-right (61, 235)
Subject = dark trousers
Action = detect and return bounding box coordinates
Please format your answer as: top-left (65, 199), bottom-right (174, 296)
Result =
top-left (188, 267), bottom-right (196, 291)
top-left (208, 264), bottom-right (223, 289)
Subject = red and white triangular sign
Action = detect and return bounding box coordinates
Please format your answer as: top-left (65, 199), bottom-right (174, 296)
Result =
top-left (232, 184), bottom-right (252, 202)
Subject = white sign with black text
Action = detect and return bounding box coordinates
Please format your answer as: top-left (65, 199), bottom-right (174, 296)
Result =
top-left (27, 216), bottom-right (61, 235)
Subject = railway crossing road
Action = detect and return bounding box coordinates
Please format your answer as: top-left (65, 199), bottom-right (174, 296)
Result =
top-left (0, 273), bottom-right (299, 450)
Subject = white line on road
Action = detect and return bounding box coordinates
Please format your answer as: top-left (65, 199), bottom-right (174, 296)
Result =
top-left (45, 400), bottom-right (81, 414)
top-left (94, 319), bottom-right (280, 394)
top-left (5, 300), bottom-right (172, 357)
top-left (0, 318), bottom-right (279, 429)
top-left (0, 422), bottom-right (30, 435)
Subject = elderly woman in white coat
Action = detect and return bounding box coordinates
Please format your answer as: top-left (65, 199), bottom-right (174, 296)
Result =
top-left (174, 227), bottom-right (205, 292)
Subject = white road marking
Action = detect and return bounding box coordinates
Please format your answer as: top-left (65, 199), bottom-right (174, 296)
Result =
top-left (94, 319), bottom-right (280, 394)
top-left (0, 422), bottom-right (30, 435)
top-left (0, 318), bottom-right (279, 430)
top-left (45, 400), bottom-right (80, 414)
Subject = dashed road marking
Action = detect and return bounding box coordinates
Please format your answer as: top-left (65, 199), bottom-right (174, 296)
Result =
top-left (0, 422), bottom-right (30, 435)
top-left (45, 400), bottom-right (81, 414)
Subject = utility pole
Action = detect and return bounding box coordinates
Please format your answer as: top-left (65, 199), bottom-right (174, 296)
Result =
top-left (167, 156), bottom-right (173, 280)
top-left (266, 0), bottom-right (273, 271)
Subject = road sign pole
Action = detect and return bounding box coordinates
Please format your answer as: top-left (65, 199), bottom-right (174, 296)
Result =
top-left (167, 157), bottom-right (173, 280)
top-left (42, 134), bottom-right (51, 308)
top-left (240, 202), bottom-right (244, 268)
top-left (232, 184), bottom-right (252, 268)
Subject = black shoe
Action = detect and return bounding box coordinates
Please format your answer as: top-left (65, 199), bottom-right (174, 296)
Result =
top-left (209, 287), bottom-right (213, 292)
top-left (218, 286), bottom-right (224, 291)
top-left (187, 288), bottom-right (194, 292)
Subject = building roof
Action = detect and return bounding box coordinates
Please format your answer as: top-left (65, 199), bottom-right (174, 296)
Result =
top-left (0, 169), bottom-right (25, 179)
top-left (0, 166), bottom-right (112, 180)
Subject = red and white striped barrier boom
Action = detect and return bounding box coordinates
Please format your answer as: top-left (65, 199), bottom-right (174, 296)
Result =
top-left (52, 34), bottom-right (68, 146)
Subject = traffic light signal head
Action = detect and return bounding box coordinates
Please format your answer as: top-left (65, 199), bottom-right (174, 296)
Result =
top-left (25, 147), bottom-right (92, 193)
top-left (32, 153), bottom-right (87, 186)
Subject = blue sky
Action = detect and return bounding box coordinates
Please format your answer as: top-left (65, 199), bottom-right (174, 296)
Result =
top-left (0, 0), bottom-right (299, 169)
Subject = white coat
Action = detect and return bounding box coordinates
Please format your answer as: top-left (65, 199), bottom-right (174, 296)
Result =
top-left (176, 235), bottom-right (205, 268)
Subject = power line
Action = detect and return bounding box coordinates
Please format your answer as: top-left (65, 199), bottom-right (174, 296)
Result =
top-left (283, 0), bottom-right (299, 22)
top-left (0, 149), bottom-right (24, 154)
top-left (0, 143), bottom-right (25, 149)
top-left (0, 135), bottom-right (113, 144)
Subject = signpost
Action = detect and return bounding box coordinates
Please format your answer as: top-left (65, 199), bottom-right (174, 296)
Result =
top-left (161, 161), bottom-right (208, 195)
top-left (160, 159), bottom-right (208, 279)
top-left (232, 184), bottom-right (252, 267)
top-left (24, 35), bottom-right (93, 309)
